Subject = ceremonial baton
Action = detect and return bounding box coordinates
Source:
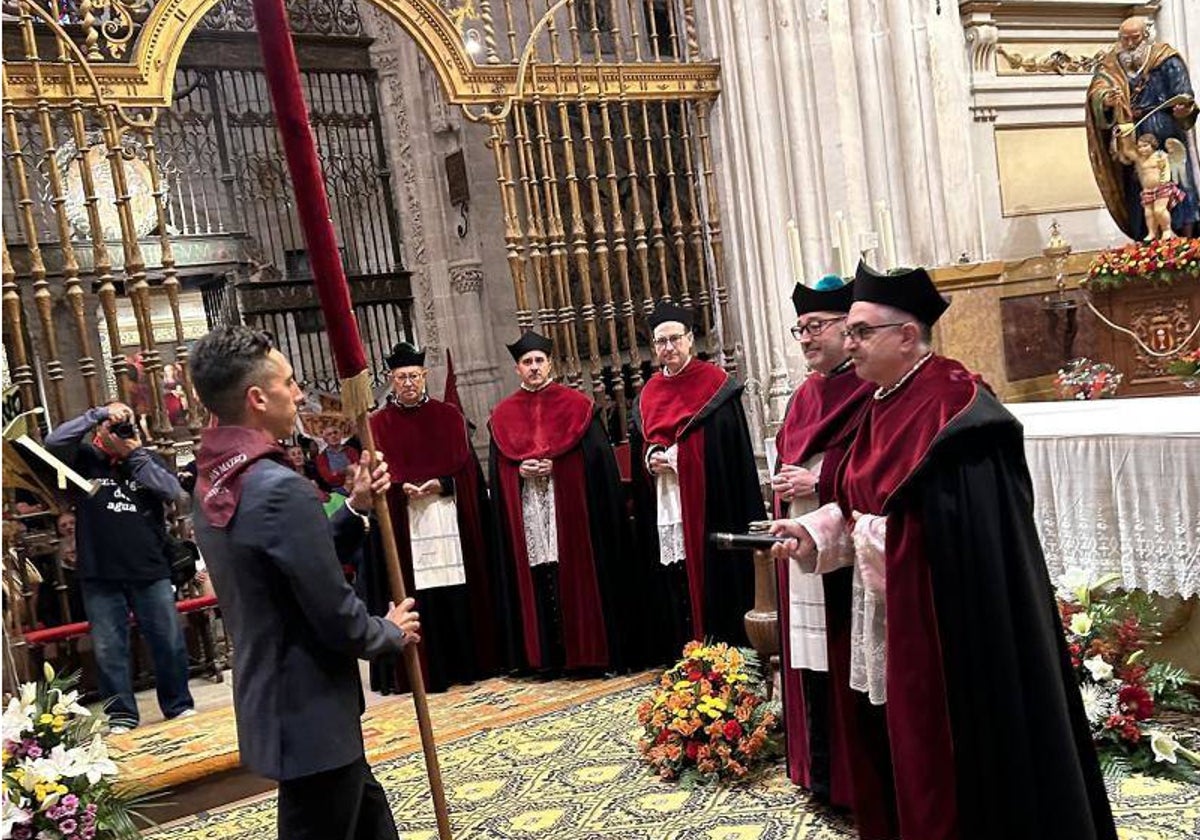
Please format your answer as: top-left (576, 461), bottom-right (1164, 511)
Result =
top-left (247, 1), bottom-right (452, 836)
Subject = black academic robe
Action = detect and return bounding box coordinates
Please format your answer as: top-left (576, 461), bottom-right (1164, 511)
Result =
top-left (837, 355), bottom-right (1116, 840)
top-left (488, 382), bottom-right (635, 674)
top-left (630, 359), bottom-right (765, 666)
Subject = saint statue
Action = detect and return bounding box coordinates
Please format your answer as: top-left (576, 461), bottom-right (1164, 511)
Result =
top-left (1086, 16), bottom-right (1199, 240)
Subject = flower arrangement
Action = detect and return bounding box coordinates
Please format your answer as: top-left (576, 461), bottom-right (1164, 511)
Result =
top-left (2, 665), bottom-right (142, 839)
top-left (637, 642), bottom-right (781, 786)
top-left (1057, 569), bottom-right (1200, 782)
top-left (1166, 348), bottom-right (1200, 388)
top-left (1084, 238), bottom-right (1200, 290)
top-left (1054, 358), bottom-right (1123, 400)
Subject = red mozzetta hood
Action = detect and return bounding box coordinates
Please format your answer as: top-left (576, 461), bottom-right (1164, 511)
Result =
top-left (369, 398), bottom-right (472, 484)
top-left (489, 382), bottom-right (594, 461)
top-left (638, 358), bottom-right (729, 447)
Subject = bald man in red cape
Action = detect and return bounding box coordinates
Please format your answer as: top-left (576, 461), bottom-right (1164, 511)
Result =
top-left (630, 301), bottom-right (763, 664)
top-left (773, 263), bottom-right (1115, 840)
top-left (772, 277), bottom-right (896, 839)
top-left (488, 331), bottom-right (634, 674)
top-left (361, 342), bottom-right (509, 693)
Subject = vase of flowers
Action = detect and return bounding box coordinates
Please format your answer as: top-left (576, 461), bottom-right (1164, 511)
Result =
top-left (1055, 358), bottom-right (1123, 400)
top-left (2, 665), bottom-right (143, 839)
top-left (1166, 348), bottom-right (1200, 389)
top-left (637, 642), bottom-right (781, 786)
top-left (1057, 569), bottom-right (1200, 781)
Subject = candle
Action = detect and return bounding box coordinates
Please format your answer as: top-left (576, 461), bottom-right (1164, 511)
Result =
top-left (835, 212), bottom-right (854, 278)
top-left (875, 201), bottom-right (897, 270)
top-left (975, 173), bottom-right (988, 261)
top-left (786, 219), bottom-right (803, 283)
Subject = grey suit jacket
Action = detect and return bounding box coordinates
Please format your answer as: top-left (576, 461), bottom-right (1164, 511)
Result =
top-left (195, 460), bottom-right (404, 781)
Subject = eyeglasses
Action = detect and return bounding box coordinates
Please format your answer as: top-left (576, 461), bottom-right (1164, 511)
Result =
top-left (790, 316), bottom-right (846, 340)
top-left (840, 322), bottom-right (913, 343)
top-left (652, 332), bottom-right (690, 349)
top-left (392, 372), bottom-right (426, 383)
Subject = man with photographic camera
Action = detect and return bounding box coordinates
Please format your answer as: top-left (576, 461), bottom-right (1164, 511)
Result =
top-left (46, 402), bottom-right (195, 732)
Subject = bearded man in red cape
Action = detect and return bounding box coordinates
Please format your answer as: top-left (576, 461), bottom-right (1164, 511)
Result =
top-left (772, 276), bottom-right (896, 839)
top-left (488, 331), bottom-right (635, 674)
top-left (630, 301), bottom-right (764, 664)
top-left (772, 263), bottom-right (1116, 840)
top-left (361, 342), bottom-right (511, 693)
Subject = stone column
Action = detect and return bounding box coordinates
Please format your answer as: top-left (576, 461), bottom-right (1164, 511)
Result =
top-left (361, 4), bottom-right (506, 449)
top-left (696, 0), bottom-right (976, 435)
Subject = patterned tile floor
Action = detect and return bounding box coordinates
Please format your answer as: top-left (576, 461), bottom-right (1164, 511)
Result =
top-left (148, 683), bottom-right (1200, 840)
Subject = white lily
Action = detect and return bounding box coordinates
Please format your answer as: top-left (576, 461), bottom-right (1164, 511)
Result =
top-left (1083, 656), bottom-right (1113, 682)
top-left (49, 690), bottom-right (90, 719)
top-left (42, 662), bottom-right (55, 683)
top-left (1060, 568), bottom-right (1090, 602)
top-left (82, 736), bottom-right (118, 784)
top-left (1, 697), bottom-right (34, 742)
top-left (1069, 612), bottom-right (1093, 636)
top-left (0, 783), bottom-right (32, 836)
top-left (1150, 731), bottom-right (1179, 764)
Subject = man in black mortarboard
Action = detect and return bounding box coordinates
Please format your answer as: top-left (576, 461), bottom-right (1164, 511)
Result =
top-left (487, 331), bottom-right (637, 675)
top-left (771, 262), bottom-right (1116, 840)
top-left (361, 341), bottom-right (511, 693)
top-left (629, 301), bottom-right (764, 664)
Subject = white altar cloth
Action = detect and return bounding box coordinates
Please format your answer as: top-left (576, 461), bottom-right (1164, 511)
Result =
top-left (1007, 396), bottom-right (1200, 598)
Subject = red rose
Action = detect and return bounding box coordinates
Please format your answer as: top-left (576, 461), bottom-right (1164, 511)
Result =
top-left (723, 719), bottom-right (743, 741)
top-left (687, 668), bottom-right (703, 682)
top-left (1119, 684), bottom-right (1154, 721)
top-left (655, 729), bottom-right (669, 745)
top-left (686, 741), bottom-right (700, 760)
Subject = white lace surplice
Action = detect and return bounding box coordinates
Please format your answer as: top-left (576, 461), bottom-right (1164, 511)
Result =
top-left (786, 456), bottom-right (827, 672)
top-left (407, 493), bottom-right (466, 590)
top-left (521, 475), bottom-right (558, 567)
top-left (797, 502), bottom-right (888, 705)
top-left (656, 445), bottom-right (686, 567)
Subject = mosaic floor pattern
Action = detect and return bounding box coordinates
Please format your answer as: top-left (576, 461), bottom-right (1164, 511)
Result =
top-left (150, 682), bottom-right (1200, 839)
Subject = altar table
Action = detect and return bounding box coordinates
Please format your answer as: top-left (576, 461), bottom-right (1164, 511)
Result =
top-left (1007, 396), bottom-right (1200, 598)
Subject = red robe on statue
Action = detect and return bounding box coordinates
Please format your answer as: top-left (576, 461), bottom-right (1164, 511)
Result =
top-left (835, 355), bottom-right (1115, 840)
top-left (489, 383), bottom-right (626, 672)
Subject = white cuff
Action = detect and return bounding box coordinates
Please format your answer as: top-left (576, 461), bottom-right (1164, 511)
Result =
top-left (796, 502), bottom-right (853, 573)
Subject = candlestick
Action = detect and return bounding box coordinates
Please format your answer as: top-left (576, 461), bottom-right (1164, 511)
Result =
top-left (875, 201), bottom-right (897, 270)
top-left (835, 212), bottom-right (854, 278)
top-left (786, 219), bottom-right (803, 283)
top-left (975, 173), bottom-right (988, 261)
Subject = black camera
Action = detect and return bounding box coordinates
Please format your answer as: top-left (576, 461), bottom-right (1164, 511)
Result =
top-left (109, 420), bottom-right (138, 439)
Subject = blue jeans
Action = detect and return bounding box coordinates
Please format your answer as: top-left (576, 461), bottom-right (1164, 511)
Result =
top-left (80, 578), bottom-right (194, 727)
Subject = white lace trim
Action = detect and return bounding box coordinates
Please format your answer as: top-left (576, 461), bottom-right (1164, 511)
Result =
top-left (521, 475), bottom-right (558, 567)
top-left (656, 446), bottom-right (685, 566)
top-left (849, 513), bottom-right (887, 705)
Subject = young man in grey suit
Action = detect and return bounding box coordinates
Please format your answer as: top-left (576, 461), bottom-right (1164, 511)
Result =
top-left (190, 326), bottom-right (420, 840)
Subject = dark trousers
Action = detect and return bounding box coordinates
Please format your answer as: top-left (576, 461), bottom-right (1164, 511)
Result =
top-left (277, 758), bottom-right (398, 840)
top-left (80, 578), bottom-right (194, 726)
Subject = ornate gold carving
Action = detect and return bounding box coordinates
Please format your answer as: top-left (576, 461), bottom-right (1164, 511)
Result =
top-left (1129, 299), bottom-right (1195, 379)
top-left (3, 0), bottom-right (720, 108)
top-left (996, 46), bottom-right (1106, 75)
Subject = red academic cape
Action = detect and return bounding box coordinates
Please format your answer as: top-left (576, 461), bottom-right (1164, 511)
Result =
top-left (638, 359), bottom-right (728, 636)
top-left (836, 356), bottom-right (1115, 840)
top-left (633, 359), bottom-right (761, 658)
top-left (489, 383), bottom-right (610, 670)
top-left (367, 398), bottom-right (500, 691)
top-left (773, 365), bottom-right (873, 813)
